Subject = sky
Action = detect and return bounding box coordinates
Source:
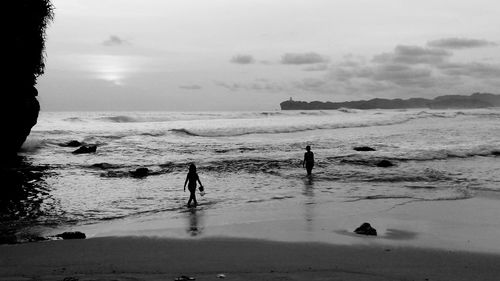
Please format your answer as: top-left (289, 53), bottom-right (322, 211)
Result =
top-left (37, 0), bottom-right (500, 111)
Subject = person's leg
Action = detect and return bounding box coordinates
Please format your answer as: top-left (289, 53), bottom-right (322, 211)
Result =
top-left (192, 192), bottom-right (197, 206)
top-left (306, 164), bottom-right (313, 175)
top-left (188, 191), bottom-right (195, 207)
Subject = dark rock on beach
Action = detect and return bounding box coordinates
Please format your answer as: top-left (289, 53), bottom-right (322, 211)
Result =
top-left (130, 167), bottom-right (150, 178)
top-left (0, 234), bottom-right (19, 244)
top-left (492, 151), bottom-right (500, 156)
top-left (353, 146), bottom-right (376, 151)
top-left (376, 160), bottom-right (394, 167)
top-left (72, 145), bottom-right (97, 154)
top-left (55, 231), bottom-right (86, 240)
top-left (354, 222), bottom-right (377, 236)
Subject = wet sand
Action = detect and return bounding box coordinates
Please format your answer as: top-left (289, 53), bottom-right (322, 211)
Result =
top-left (58, 190), bottom-right (500, 253)
top-left (2, 192), bottom-right (500, 280)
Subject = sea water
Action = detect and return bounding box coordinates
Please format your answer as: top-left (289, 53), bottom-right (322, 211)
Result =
top-left (6, 108), bottom-right (500, 236)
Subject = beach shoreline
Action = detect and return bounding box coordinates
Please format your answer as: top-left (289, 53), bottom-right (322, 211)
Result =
top-left (35, 189), bottom-right (499, 255)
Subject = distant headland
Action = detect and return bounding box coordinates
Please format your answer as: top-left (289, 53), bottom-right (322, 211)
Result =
top-left (280, 93), bottom-right (500, 110)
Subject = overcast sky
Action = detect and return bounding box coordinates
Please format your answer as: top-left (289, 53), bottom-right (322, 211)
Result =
top-left (37, 0), bottom-right (500, 111)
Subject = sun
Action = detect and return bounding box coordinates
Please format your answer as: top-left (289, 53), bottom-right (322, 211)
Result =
top-left (86, 54), bottom-right (133, 86)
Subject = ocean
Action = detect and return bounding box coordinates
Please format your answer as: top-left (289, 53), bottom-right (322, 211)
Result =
top-left (5, 108), bottom-right (500, 239)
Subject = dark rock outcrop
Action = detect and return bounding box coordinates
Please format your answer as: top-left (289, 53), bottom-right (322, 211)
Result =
top-left (353, 146), bottom-right (376, 151)
top-left (354, 222), bottom-right (377, 236)
top-left (72, 145), bottom-right (97, 154)
top-left (376, 160), bottom-right (394, 167)
top-left (130, 167), bottom-right (150, 178)
top-left (280, 93), bottom-right (500, 110)
top-left (55, 231), bottom-right (86, 240)
top-left (1, 1), bottom-right (54, 164)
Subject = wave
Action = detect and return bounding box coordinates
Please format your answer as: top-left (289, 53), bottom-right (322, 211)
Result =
top-left (140, 132), bottom-right (167, 137)
top-left (344, 190), bottom-right (473, 203)
top-left (260, 111), bottom-right (283, 116)
top-left (98, 115), bottom-right (140, 123)
top-left (33, 130), bottom-right (74, 135)
top-left (337, 107), bottom-right (360, 113)
top-left (166, 110), bottom-right (480, 138)
top-left (20, 138), bottom-right (49, 152)
top-left (170, 128), bottom-right (201, 137)
top-left (63, 117), bottom-right (86, 122)
top-left (335, 147), bottom-right (500, 165)
top-left (168, 121), bottom-right (399, 137)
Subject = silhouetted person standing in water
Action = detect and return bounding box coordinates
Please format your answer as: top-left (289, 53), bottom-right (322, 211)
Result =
top-left (184, 163), bottom-right (204, 207)
top-left (302, 145), bottom-right (314, 176)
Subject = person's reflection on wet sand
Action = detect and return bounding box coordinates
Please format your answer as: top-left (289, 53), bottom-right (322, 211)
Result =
top-left (303, 176), bottom-right (315, 232)
top-left (186, 207), bottom-right (204, 236)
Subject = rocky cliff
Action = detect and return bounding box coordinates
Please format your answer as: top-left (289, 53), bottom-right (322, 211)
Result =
top-left (1, 1), bottom-right (53, 164)
top-left (280, 93), bottom-right (500, 110)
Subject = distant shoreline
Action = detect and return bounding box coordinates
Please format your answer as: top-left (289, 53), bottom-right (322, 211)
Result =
top-left (280, 93), bottom-right (500, 110)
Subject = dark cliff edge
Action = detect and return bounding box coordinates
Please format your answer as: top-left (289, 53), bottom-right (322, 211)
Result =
top-left (280, 93), bottom-right (500, 110)
top-left (1, 1), bottom-right (54, 236)
top-left (1, 1), bottom-right (54, 164)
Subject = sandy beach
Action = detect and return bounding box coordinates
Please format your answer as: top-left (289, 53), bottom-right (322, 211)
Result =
top-left (2, 191), bottom-right (500, 281)
top-left (2, 236), bottom-right (500, 281)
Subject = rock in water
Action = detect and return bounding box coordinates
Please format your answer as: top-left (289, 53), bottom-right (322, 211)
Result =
top-left (130, 167), bottom-right (149, 178)
top-left (55, 231), bottom-right (86, 240)
top-left (72, 145), bottom-right (97, 154)
top-left (353, 146), bottom-right (376, 151)
top-left (354, 223), bottom-right (377, 236)
top-left (61, 140), bottom-right (82, 147)
top-left (376, 160), bottom-right (394, 167)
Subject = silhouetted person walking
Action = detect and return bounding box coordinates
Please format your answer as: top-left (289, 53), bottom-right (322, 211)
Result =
top-left (302, 145), bottom-right (314, 176)
top-left (184, 163), bottom-right (204, 207)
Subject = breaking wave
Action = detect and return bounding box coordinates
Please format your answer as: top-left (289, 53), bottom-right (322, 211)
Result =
top-left (98, 116), bottom-right (142, 123)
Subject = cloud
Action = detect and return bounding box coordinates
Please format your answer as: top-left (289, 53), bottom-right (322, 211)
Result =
top-left (217, 40), bottom-right (500, 99)
top-left (427, 38), bottom-right (497, 49)
top-left (215, 79), bottom-right (286, 92)
top-left (324, 42), bottom-right (500, 96)
top-left (370, 64), bottom-right (437, 88)
top-left (103, 35), bottom-right (128, 46)
top-left (373, 45), bottom-right (451, 65)
top-left (438, 62), bottom-right (500, 78)
top-left (303, 64), bottom-right (329, 71)
top-left (281, 52), bottom-right (329, 65)
top-left (230, 54), bottom-right (255, 64)
top-left (179, 84), bottom-right (202, 90)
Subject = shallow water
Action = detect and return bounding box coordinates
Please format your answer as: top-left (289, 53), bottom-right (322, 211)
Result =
top-left (5, 108), bottom-right (500, 236)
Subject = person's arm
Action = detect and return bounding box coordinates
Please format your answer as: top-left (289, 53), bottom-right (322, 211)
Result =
top-left (184, 175), bottom-right (188, 192)
top-left (197, 174), bottom-right (203, 188)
